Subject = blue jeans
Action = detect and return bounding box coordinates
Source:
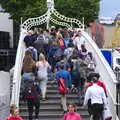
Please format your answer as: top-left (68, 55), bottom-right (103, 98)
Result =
top-left (23, 72), bottom-right (35, 81)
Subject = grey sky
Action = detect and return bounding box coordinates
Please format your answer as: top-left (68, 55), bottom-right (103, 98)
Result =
top-left (100, 0), bottom-right (120, 18)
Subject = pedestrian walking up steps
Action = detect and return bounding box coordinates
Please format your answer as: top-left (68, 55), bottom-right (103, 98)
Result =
top-left (19, 81), bottom-right (90, 120)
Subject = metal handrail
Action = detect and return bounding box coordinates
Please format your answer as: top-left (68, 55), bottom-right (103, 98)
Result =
top-left (10, 28), bottom-right (27, 107)
top-left (81, 30), bottom-right (118, 120)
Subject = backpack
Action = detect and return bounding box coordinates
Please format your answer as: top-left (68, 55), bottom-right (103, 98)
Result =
top-left (27, 47), bottom-right (37, 61)
top-left (57, 38), bottom-right (65, 49)
top-left (35, 35), bottom-right (45, 45)
top-left (23, 81), bottom-right (40, 100)
top-left (53, 48), bottom-right (63, 60)
top-left (44, 36), bottom-right (50, 44)
top-left (87, 60), bottom-right (96, 70)
top-left (58, 78), bottom-right (68, 94)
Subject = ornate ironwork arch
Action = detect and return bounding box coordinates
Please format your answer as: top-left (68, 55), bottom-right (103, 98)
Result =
top-left (21, 0), bottom-right (84, 31)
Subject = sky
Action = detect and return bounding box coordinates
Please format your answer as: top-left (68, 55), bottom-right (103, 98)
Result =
top-left (100, 0), bottom-right (120, 18)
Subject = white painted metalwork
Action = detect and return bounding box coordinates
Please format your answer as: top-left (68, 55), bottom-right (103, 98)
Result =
top-left (50, 16), bottom-right (72, 28)
top-left (47, 0), bottom-right (54, 11)
top-left (81, 30), bottom-right (117, 120)
top-left (11, 0), bottom-right (119, 119)
top-left (52, 9), bottom-right (83, 29)
top-left (10, 28), bottom-right (27, 107)
top-left (22, 13), bottom-right (48, 31)
top-left (21, 0), bottom-right (84, 31)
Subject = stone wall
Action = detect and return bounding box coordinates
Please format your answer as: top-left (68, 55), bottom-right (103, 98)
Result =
top-left (103, 25), bottom-right (115, 48)
top-left (0, 71), bottom-right (10, 120)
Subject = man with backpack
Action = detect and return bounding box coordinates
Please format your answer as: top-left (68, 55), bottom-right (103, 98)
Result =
top-left (34, 29), bottom-right (46, 55)
top-left (26, 46), bottom-right (38, 61)
top-left (23, 81), bottom-right (40, 120)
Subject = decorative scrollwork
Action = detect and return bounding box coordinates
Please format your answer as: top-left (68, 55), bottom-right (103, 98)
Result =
top-left (22, 13), bottom-right (48, 31)
top-left (21, 1), bottom-right (83, 30)
top-left (52, 9), bottom-right (83, 29)
top-left (50, 17), bottom-right (72, 28)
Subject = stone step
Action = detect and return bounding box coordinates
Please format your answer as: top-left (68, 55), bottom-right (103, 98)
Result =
top-left (20, 99), bottom-right (79, 107)
top-left (20, 112), bottom-right (89, 119)
top-left (44, 89), bottom-right (58, 93)
top-left (20, 110), bottom-right (89, 115)
top-left (47, 85), bottom-right (59, 90)
top-left (46, 93), bottom-right (78, 97)
top-left (45, 91), bottom-right (79, 95)
top-left (20, 98), bottom-right (79, 105)
top-left (20, 95), bottom-right (79, 102)
top-left (19, 79), bottom-right (88, 120)
top-left (20, 106), bottom-right (87, 112)
top-left (23, 118), bottom-right (90, 120)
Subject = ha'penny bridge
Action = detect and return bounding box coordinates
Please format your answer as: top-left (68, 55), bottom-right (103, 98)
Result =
top-left (10, 0), bottom-right (119, 120)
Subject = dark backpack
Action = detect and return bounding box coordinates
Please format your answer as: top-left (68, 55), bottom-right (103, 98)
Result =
top-left (23, 81), bottom-right (40, 100)
top-left (27, 47), bottom-right (37, 61)
top-left (53, 48), bottom-right (63, 60)
top-left (35, 35), bottom-right (45, 45)
top-left (57, 38), bottom-right (65, 49)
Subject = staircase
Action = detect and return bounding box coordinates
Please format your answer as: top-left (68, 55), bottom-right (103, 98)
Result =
top-left (19, 81), bottom-right (90, 120)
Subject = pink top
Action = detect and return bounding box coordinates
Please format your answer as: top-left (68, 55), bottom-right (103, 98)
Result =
top-left (63, 112), bottom-right (82, 120)
top-left (6, 116), bottom-right (23, 120)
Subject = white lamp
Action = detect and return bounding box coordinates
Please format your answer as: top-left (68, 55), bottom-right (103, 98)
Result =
top-left (47, 0), bottom-right (52, 9)
top-left (47, 0), bottom-right (54, 10)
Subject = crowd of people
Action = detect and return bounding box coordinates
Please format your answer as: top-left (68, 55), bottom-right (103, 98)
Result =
top-left (7, 26), bottom-right (111, 120)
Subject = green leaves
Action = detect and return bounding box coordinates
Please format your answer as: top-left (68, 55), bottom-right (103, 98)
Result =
top-left (0, 0), bottom-right (100, 25)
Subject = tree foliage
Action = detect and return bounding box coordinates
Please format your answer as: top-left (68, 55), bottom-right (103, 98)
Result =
top-left (0, 0), bottom-right (100, 25)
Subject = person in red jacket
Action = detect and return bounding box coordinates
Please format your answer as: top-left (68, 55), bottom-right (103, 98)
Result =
top-left (6, 104), bottom-right (23, 120)
top-left (85, 73), bottom-right (107, 117)
top-left (87, 72), bottom-right (107, 96)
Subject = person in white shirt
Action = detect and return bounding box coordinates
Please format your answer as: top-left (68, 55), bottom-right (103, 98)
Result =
top-left (64, 43), bottom-right (74, 60)
top-left (73, 31), bottom-right (86, 50)
top-left (84, 76), bottom-right (107, 120)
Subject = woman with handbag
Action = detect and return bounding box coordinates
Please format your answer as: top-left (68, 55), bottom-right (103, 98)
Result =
top-left (36, 53), bottom-right (51, 100)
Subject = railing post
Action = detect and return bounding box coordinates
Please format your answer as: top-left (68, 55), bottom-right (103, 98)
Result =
top-left (46, 10), bottom-right (50, 30)
top-left (82, 17), bottom-right (85, 30)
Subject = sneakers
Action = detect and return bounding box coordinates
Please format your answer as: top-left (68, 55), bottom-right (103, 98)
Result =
top-left (35, 117), bottom-right (39, 120)
top-left (42, 98), bottom-right (46, 101)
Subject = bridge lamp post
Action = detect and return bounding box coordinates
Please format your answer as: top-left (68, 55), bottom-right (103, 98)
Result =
top-left (46, 0), bottom-right (54, 29)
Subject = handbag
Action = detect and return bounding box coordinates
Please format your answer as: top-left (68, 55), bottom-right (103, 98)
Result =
top-left (103, 104), bottom-right (112, 120)
top-left (58, 77), bottom-right (68, 94)
top-left (88, 61), bottom-right (95, 70)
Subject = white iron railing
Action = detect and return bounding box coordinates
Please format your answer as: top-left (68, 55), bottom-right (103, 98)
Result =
top-left (81, 30), bottom-right (118, 120)
top-left (50, 16), bottom-right (72, 28)
top-left (10, 28), bottom-right (27, 107)
top-left (21, 9), bottom-right (84, 31)
top-left (52, 9), bottom-right (83, 29)
top-left (21, 13), bottom-right (48, 31)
